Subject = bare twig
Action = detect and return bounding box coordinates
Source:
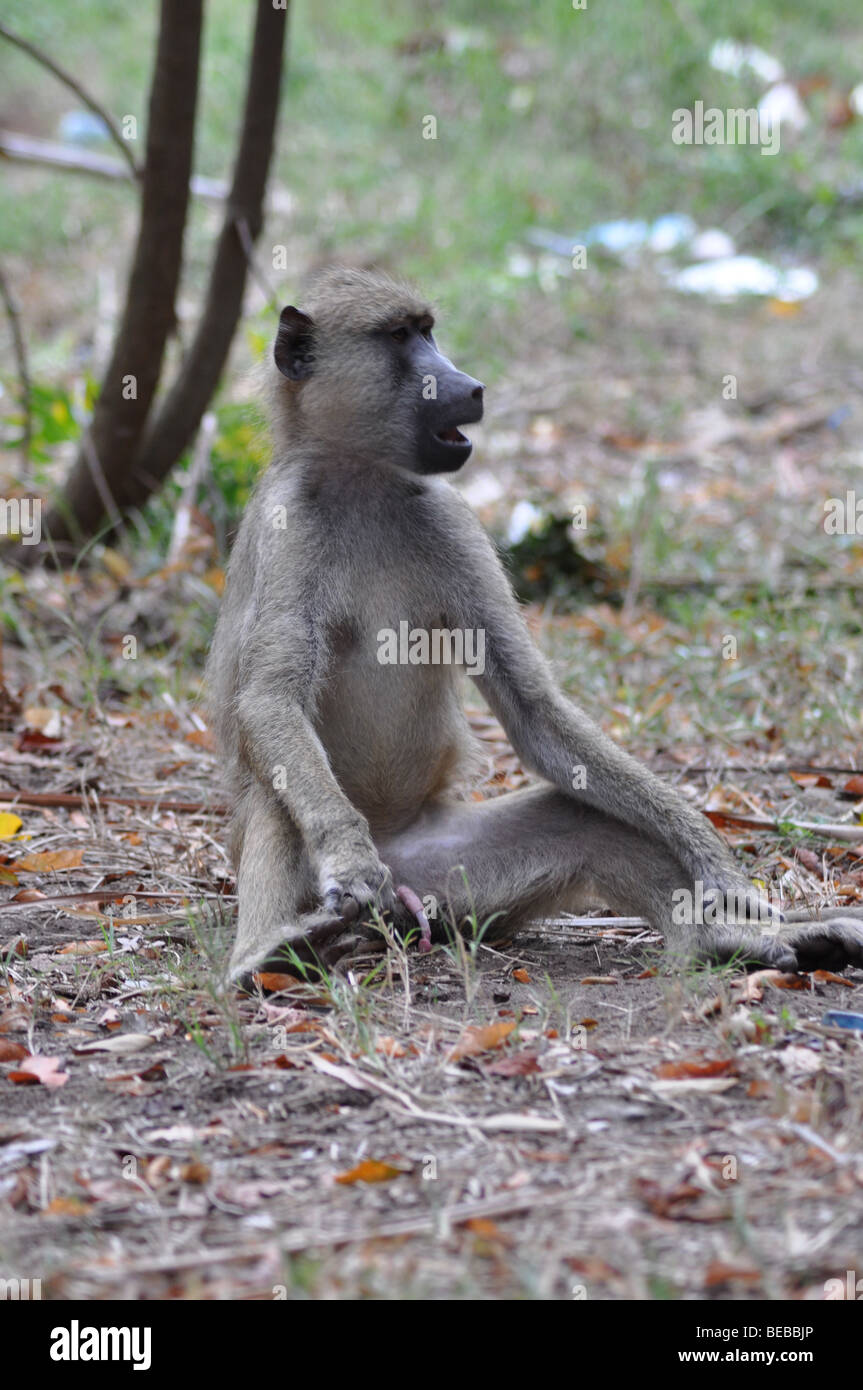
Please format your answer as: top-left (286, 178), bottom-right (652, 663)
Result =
top-left (167, 410), bottom-right (217, 563)
top-left (0, 21), bottom-right (140, 178)
top-left (0, 787), bottom-right (225, 815)
top-left (0, 262), bottom-right (31, 467)
top-left (0, 130), bottom-right (293, 212)
top-left (705, 811), bottom-right (863, 842)
top-left (235, 215), bottom-right (280, 314)
top-left (0, 129), bottom-right (224, 199)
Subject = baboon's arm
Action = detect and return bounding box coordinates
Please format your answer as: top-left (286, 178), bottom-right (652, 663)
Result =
top-left (234, 638), bottom-right (392, 916)
top-left (461, 553), bottom-right (735, 889)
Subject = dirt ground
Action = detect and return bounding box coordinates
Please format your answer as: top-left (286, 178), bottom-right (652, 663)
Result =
top-left (2, 258), bottom-right (863, 1301)
top-left (1, 703), bottom-right (862, 1303)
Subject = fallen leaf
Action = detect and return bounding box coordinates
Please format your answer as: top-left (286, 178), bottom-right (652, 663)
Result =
top-left (16, 849), bottom-right (84, 873)
top-left (465, 1216), bottom-right (513, 1248)
top-left (704, 1262), bottom-right (762, 1289)
top-left (486, 1050), bottom-right (542, 1076)
top-left (42, 1196), bottom-right (88, 1217)
top-left (656, 1058), bottom-right (738, 1080)
top-left (8, 1055), bottom-right (68, 1088)
top-left (334, 1159), bottom-right (405, 1185)
top-left (0, 1039), bottom-right (29, 1062)
top-left (58, 939), bottom-right (109, 957)
top-left (375, 1036), bottom-right (416, 1058)
top-left (448, 1020), bottom-right (517, 1061)
top-left (74, 1034), bottom-right (157, 1055)
top-left (0, 813), bottom-right (23, 839)
top-left (253, 972), bottom-right (302, 992)
top-left (180, 1161), bottom-right (210, 1185)
top-left (747, 1079), bottom-right (772, 1098)
top-left (512, 968), bottom-right (530, 984)
top-left (22, 706), bottom-right (62, 736)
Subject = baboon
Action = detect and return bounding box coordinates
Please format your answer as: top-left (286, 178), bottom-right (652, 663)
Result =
top-left (208, 266), bottom-right (863, 984)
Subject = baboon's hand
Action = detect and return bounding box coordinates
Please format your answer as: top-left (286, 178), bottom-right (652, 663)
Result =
top-left (697, 916), bottom-right (863, 973)
top-left (782, 918), bottom-right (863, 973)
top-left (316, 835), bottom-right (394, 922)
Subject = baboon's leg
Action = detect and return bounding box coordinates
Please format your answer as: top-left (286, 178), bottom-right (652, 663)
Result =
top-left (228, 785), bottom-right (863, 981)
top-left (379, 786), bottom-right (863, 971)
top-left (379, 786), bottom-right (687, 944)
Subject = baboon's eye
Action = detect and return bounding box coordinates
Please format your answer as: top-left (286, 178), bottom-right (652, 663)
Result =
top-left (420, 324), bottom-right (433, 341)
top-left (390, 326), bottom-right (409, 343)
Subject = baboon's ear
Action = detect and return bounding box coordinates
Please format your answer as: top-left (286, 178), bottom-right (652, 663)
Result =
top-left (274, 305), bottom-right (315, 381)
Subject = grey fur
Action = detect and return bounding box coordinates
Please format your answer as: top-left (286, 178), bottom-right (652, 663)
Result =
top-left (208, 267), bottom-right (863, 983)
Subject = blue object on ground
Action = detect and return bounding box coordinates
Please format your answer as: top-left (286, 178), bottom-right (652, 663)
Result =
top-left (822, 1010), bottom-right (863, 1032)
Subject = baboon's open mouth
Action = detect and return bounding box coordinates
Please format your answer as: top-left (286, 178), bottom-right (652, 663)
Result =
top-left (434, 426), bottom-right (469, 446)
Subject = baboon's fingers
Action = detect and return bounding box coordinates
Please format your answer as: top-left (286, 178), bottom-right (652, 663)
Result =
top-left (784, 918), bottom-right (863, 973)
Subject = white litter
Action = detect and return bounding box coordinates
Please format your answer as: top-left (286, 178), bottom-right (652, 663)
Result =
top-left (507, 500), bottom-right (545, 545)
top-left (709, 40), bottom-right (785, 85)
top-left (758, 81), bottom-right (810, 132)
top-left (668, 255), bottom-right (818, 302)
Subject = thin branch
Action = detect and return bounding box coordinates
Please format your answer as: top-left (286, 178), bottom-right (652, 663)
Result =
top-left (705, 810), bottom-right (863, 841)
top-left (0, 787), bottom-right (225, 814)
top-left (0, 21), bottom-right (140, 178)
top-left (0, 129), bottom-right (227, 199)
top-left (235, 215), bottom-right (280, 313)
top-left (0, 263), bottom-right (32, 467)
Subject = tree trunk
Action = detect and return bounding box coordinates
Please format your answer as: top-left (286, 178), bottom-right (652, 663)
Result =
top-left (44, 0), bottom-right (203, 549)
top-left (131, 0), bottom-right (289, 498)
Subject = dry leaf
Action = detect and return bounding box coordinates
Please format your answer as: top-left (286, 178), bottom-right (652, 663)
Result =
top-left (813, 970), bottom-right (854, 987)
top-left (22, 706), bottom-right (62, 736)
top-left (16, 848), bottom-right (84, 873)
top-left (0, 812), bottom-right (22, 839)
top-left (656, 1058), bottom-right (737, 1080)
top-left (74, 1034), bottom-right (157, 1055)
top-left (334, 1159), bottom-right (405, 1185)
top-left (8, 1055), bottom-right (68, 1088)
top-left (180, 1161), bottom-right (210, 1185)
top-left (0, 1039), bottom-right (28, 1062)
top-left (43, 1196), bottom-right (88, 1217)
top-left (487, 1050), bottom-right (542, 1076)
top-left (58, 939), bottom-right (109, 957)
top-left (375, 1036), bottom-right (416, 1057)
top-left (253, 972), bottom-right (301, 992)
top-left (704, 1261), bottom-right (762, 1288)
top-left (448, 1020), bottom-right (517, 1061)
top-left (512, 968), bottom-right (530, 984)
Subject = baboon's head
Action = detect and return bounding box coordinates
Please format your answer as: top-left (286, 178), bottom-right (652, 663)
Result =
top-left (271, 266), bottom-right (484, 474)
